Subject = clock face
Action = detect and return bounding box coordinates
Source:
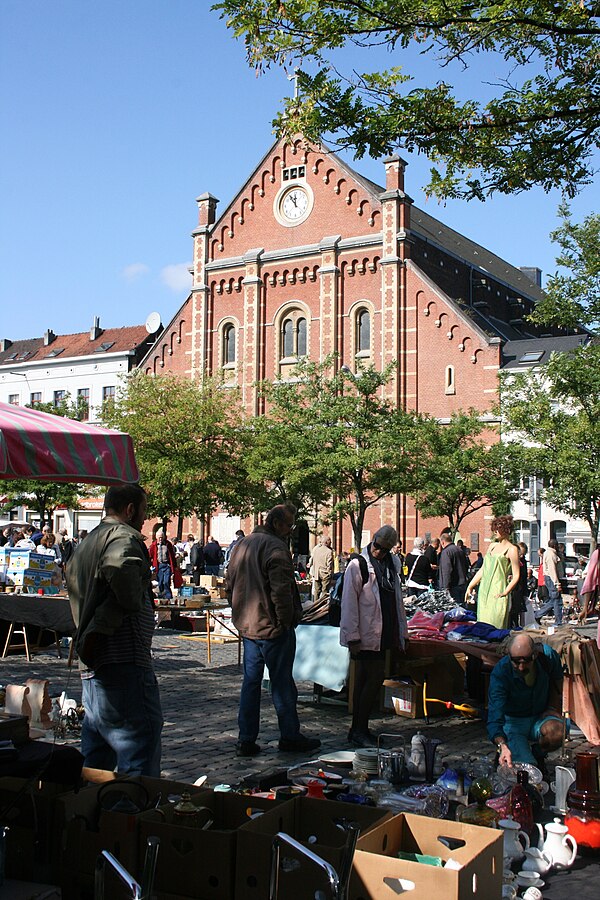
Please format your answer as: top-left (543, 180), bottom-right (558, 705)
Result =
top-left (281, 187), bottom-right (309, 222)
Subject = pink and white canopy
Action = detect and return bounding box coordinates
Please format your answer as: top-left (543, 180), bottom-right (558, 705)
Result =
top-left (0, 402), bottom-right (139, 485)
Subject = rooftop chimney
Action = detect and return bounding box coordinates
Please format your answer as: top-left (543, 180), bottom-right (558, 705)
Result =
top-left (519, 267), bottom-right (542, 288)
top-left (90, 316), bottom-right (103, 341)
top-left (43, 329), bottom-right (56, 346)
top-left (0, 339), bottom-right (12, 351)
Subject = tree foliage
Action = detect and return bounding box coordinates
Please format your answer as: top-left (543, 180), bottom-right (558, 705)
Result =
top-left (502, 343), bottom-right (600, 546)
top-left (102, 373), bottom-right (247, 530)
top-left (1, 398), bottom-right (86, 525)
top-left (255, 358), bottom-right (419, 548)
top-left (530, 202), bottom-right (600, 332)
top-left (215, 0), bottom-right (600, 199)
top-left (412, 410), bottom-right (520, 534)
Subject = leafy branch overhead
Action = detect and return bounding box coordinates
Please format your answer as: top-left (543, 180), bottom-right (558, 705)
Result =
top-left (214, 0), bottom-right (600, 199)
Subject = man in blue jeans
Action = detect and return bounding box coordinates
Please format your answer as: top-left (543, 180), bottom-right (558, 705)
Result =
top-left (67, 483), bottom-right (162, 776)
top-left (487, 633), bottom-right (564, 769)
top-left (227, 503), bottom-right (320, 757)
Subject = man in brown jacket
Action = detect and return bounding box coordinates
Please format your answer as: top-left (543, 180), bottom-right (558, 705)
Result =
top-left (227, 503), bottom-right (321, 757)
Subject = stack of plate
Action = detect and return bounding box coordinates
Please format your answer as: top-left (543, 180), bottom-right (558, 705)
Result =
top-left (353, 747), bottom-right (379, 777)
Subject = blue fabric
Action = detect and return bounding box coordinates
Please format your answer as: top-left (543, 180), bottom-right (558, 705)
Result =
top-left (205, 564), bottom-right (220, 576)
top-left (81, 664), bottom-right (163, 776)
top-left (487, 644), bottom-right (563, 760)
top-left (451, 621), bottom-right (512, 641)
top-left (157, 562), bottom-right (172, 599)
top-left (443, 607), bottom-right (476, 623)
top-left (238, 628), bottom-right (300, 742)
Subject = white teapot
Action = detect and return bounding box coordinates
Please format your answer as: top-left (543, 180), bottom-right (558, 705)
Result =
top-left (535, 817), bottom-right (577, 869)
top-left (521, 847), bottom-right (552, 876)
top-left (498, 816), bottom-right (530, 863)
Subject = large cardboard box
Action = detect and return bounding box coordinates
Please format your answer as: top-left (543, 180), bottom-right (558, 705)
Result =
top-left (7, 567), bottom-right (54, 588)
top-left (235, 796), bottom-right (391, 900)
top-left (383, 679), bottom-right (424, 719)
top-left (350, 813), bottom-right (502, 900)
top-left (200, 574), bottom-right (217, 588)
top-left (5, 550), bottom-right (55, 571)
top-left (58, 775), bottom-right (204, 900)
top-left (138, 789), bottom-right (282, 900)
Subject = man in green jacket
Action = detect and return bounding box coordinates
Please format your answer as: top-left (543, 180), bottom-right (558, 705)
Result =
top-left (67, 483), bottom-right (162, 776)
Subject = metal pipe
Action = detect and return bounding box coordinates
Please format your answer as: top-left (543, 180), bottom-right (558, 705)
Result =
top-left (94, 850), bottom-right (142, 900)
top-left (269, 832), bottom-right (340, 900)
top-left (337, 822), bottom-right (360, 900)
top-left (140, 836), bottom-right (160, 900)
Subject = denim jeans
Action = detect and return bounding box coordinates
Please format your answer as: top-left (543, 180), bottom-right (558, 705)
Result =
top-left (81, 664), bottom-right (163, 776)
top-left (238, 629), bottom-right (300, 742)
top-left (205, 564), bottom-right (220, 576)
top-left (536, 576), bottom-right (563, 625)
top-left (157, 562), bottom-right (172, 599)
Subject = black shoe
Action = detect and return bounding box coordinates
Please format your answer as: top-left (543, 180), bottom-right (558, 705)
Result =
top-left (278, 735), bottom-right (321, 753)
top-left (349, 731), bottom-right (377, 748)
top-left (236, 740), bottom-right (261, 757)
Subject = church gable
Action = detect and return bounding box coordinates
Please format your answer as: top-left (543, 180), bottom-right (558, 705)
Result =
top-left (207, 137), bottom-right (383, 261)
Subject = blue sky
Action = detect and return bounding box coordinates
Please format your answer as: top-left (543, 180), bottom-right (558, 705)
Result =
top-left (1, 1), bottom-right (597, 341)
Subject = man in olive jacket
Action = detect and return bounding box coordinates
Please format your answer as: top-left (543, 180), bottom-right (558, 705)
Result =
top-left (227, 503), bottom-right (320, 757)
top-left (67, 483), bottom-right (162, 776)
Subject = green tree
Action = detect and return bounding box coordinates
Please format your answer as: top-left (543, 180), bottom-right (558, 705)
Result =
top-left (530, 202), bottom-right (600, 332)
top-left (215, 0), bottom-right (600, 199)
top-left (103, 372), bottom-right (247, 537)
top-left (502, 343), bottom-right (600, 548)
top-left (1, 397), bottom-right (86, 525)
top-left (412, 410), bottom-right (521, 534)
top-left (256, 358), bottom-right (420, 549)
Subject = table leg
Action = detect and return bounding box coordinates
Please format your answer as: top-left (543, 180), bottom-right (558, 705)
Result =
top-left (206, 610), bottom-right (211, 664)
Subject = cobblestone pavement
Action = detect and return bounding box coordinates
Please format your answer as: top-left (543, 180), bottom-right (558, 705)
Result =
top-left (0, 626), bottom-right (595, 786)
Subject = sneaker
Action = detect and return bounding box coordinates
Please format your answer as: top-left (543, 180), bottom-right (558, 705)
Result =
top-left (349, 731), bottom-right (377, 748)
top-left (278, 735), bottom-right (321, 753)
top-left (236, 741), bottom-right (261, 757)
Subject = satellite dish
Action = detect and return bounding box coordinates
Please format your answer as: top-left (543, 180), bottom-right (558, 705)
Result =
top-left (145, 311), bottom-right (162, 334)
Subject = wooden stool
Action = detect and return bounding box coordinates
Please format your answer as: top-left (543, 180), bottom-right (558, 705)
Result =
top-left (35, 627), bottom-right (63, 659)
top-left (2, 623), bottom-right (37, 661)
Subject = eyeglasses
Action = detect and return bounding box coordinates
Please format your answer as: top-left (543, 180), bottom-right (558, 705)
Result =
top-left (510, 655), bottom-right (534, 666)
top-left (372, 540), bottom-right (389, 553)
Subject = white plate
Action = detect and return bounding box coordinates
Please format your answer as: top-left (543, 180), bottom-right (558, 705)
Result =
top-left (318, 750), bottom-right (355, 766)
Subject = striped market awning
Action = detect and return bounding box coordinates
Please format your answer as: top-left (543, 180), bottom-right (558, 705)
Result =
top-left (0, 402), bottom-right (139, 485)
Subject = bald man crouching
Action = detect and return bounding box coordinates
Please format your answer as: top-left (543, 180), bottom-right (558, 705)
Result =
top-left (487, 633), bottom-right (565, 769)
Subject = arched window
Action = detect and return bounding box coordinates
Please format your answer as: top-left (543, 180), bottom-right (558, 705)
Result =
top-left (357, 310), bottom-right (371, 353)
top-left (445, 365), bottom-right (456, 395)
top-left (223, 324), bottom-right (236, 365)
top-left (280, 310), bottom-right (309, 362)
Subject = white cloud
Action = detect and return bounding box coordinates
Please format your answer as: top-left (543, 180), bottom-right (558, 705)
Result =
top-left (121, 262), bottom-right (150, 282)
top-left (161, 262), bottom-right (192, 292)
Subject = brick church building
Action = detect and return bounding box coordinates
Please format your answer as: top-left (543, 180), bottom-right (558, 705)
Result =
top-left (140, 136), bottom-right (562, 556)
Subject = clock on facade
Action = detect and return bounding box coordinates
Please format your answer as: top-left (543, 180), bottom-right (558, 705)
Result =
top-left (275, 184), bottom-right (313, 226)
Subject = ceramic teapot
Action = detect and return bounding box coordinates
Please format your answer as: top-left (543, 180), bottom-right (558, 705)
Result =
top-left (521, 847), bottom-right (552, 876)
top-left (535, 817), bottom-right (577, 869)
top-left (498, 816), bottom-right (530, 862)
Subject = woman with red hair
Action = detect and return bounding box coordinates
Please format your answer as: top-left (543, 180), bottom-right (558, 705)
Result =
top-left (466, 515), bottom-right (520, 629)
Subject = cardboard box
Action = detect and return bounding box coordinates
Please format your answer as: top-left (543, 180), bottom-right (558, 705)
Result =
top-left (139, 789), bottom-right (282, 900)
top-left (350, 813), bottom-right (502, 900)
top-left (235, 796), bottom-right (391, 900)
top-left (7, 567), bottom-right (54, 588)
top-left (4, 550), bottom-right (55, 571)
top-left (383, 679), bottom-right (424, 718)
top-left (200, 574), bottom-right (217, 588)
top-left (58, 775), bottom-right (205, 900)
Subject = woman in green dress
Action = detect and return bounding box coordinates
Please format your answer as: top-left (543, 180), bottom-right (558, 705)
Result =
top-left (466, 515), bottom-right (521, 629)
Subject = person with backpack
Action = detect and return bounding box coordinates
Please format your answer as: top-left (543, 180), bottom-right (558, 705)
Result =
top-left (340, 526), bottom-right (408, 748)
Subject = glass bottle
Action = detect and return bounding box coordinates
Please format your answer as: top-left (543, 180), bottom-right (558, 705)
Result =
top-left (510, 770), bottom-right (535, 837)
top-left (565, 751), bottom-right (600, 855)
top-left (459, 776), bottom-right (499, 828)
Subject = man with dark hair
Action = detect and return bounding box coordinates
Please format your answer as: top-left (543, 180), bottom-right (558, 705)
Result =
top-left (227, 503), bottom-right (320, 757)
top-left (203, 535), bottom-right (224, 575)
top-left (488, 633), bottom-right (564, 769)
top-left (67, 482), bottom-right (162, 776)
top-left (438, 532), bottom-right (468, 602)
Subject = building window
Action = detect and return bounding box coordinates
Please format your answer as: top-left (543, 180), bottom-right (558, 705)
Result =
top-left (8, 394), bottom-right (19, 405)
top-left (445, 365), bottom-right (456, 395)
top-left (30, 392), bottom-right (41, 406)
top-left (357, 310), bottom-right (371, 353)
top-left (280, 313), bottom-right (308, 361)
top-left (53, 390), bottom-right (66, 407)
top-left (77, 388), bottom-right (90, 420)
top-left (223, 324), bottom-right (236, 365)
top-left (102, 386), bottom-right (115, 403)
